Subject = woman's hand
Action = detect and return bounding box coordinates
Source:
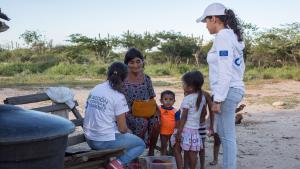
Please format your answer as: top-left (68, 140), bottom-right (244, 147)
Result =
top-left (116, 113), bottom-right (129, 134)
top-left (207, 127), bottom-right (214, 137)
top-left (155, 104), bottom-right (161, 125)
top-left (212, 102), bottom-right (221, 114)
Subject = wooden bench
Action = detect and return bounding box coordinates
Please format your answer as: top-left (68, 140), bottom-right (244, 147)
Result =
top-left (4, 92), bottom-right (124, 169)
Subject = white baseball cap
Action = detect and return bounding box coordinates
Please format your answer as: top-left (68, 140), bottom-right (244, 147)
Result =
top-left (196, 3), bottom-right (227, 23)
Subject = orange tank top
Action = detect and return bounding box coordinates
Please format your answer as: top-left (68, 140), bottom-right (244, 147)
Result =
top-left (160, 106), bottom-right (176, 135)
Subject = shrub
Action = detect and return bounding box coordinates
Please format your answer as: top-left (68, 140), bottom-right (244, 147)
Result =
top-left (96, 66), bottom-right (107, 75)
top-left (0, 50), bottom-right (13, 62)
top-left (45, 63), bottom-right (88, 76)
top-left (294, 73), bottom-right (300, 81)
top-left (279, 73), bottom-right (293, 79)
top-left (262, 73), bottom-right (273, 79)
top-left (0, 63), bottom-right (44, 76)
top-left (155, 68), bottom-right (171, 76)
top-left (177, 65), bottom-right (192, 74)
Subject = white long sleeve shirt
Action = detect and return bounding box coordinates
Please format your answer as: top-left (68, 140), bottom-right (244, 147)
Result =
top-left (207, 29), bottom-right (245, 102)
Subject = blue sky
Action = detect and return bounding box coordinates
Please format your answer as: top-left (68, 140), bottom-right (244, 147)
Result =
top-left (0, 0), bottom-right (299, 46)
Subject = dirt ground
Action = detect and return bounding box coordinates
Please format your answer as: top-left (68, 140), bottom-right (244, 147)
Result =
top-left (1, 79), bottom-right (300, 169)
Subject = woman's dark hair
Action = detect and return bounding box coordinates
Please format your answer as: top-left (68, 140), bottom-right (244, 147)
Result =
top-left (124, 48), bottom-right (144, 65)
top-left (107, 61), bottom-right (128, 92)
top-left (207, 9), bottom-right (243, 42)
top-left (182, 71), bottom-right (204, 111)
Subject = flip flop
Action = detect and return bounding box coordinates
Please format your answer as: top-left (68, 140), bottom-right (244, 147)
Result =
top-left (209, 160), bottom-right (218, 165)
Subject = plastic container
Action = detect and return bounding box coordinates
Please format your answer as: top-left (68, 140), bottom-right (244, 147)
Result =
top-left (0, 105), bottom-right (75, 169)
top-left (139, 156), bottom-right (176, 169)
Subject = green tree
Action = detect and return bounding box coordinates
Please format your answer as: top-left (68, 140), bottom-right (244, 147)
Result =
top-left (120, 31), bottom-right (159, 54)
top-left (156, 31), bottom-right (200, 65)
top-left (19, 30), bottom-right (46, 54)
top-left (250, 22), bottom-right (300, 67)
top-left (68, 34), bottom-right (117, 61)
top-left (241, 21), bottom-right (258, 62)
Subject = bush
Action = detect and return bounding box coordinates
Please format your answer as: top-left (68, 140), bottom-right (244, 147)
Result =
top-left (45, 63), bottom-right (88, 76)
top-left (104, 52), bottom-right (123, 63)
top-left (0, 63), bottom-right (46, 76)
top-left (244, 73), bottom-right (260, 81)
top-left (177, 65), bottom-right (192, 74)
top-left (11, 48), bottom-right (34, 62)
top-left (294, 73), bottom-right (300, 81)
top-left (30, 55), bottom-right (59, 63)
top-left (145, 63), bottom-right (173, 76)
top-left (146, 52), bottom-right (168, 64)
top-left (155, 68), bottom-right (171, 76)
top-left (89, 64), bottom-right (107, 76)
top-left (0, 50), bottom-right (13, 62)
top-left (262, 73), bottom-right (273, 79)
top-left (45, 63), bottom-right (108, 77)
top-left (279, 73), bottom-right (293, 79)
top-left (96, 67), bottom-right (107, 75)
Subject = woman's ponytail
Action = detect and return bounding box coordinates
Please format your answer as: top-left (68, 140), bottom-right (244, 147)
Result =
top-left (224, 9), bottom-right (243, 42)
top-left (107, 62), bottom-right (128, 93)
top-left (196, 89), bottom-right (203, 111)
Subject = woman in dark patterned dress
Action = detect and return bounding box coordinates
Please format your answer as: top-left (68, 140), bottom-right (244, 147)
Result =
top-left (122, 48), bottom-right (160, 156)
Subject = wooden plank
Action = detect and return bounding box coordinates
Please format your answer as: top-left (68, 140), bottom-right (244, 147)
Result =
top-left (31, 101), bottom-right (79, 113)
top-left (70, 107), bottom-right (83, 127)
top-left (4, 93), bottom-right (50, 105)
top-left (72, 148), bottom-right (124, 159)
top-left (64, 159), bottom-right (104, 169)
top-left (67, 134), bottom-right (86, 146)
top-left (64, 149), bottom-right (123, 168)
top-left (71, 107), bottom-right (84, 120)
top-left (71, 119), bottom-right (83, 127)
top-left (64, 155), bottom-right (90, 166)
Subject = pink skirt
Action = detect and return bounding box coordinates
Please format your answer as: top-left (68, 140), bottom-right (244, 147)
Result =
top-left (180, 127), bottom-right (202, 151)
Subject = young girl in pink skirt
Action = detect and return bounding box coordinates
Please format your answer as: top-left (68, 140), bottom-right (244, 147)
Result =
top-left (173, 70), bottom-right (206, 169)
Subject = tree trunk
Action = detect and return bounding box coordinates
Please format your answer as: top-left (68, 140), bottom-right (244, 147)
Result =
top-left (166, 55), bottom-right (172, 68)
top-left (293, 55), bottom-right (299, 67)
top-left (186, 58), bottom-right (189, 65)
top-left (175, 56), bottom-right (181, 66)
top-left (194, 54), bottom-right (200, 67)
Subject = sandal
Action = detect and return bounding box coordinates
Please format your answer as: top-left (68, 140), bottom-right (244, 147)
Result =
top-left (209, 160), bottom-right (218, 165)
top-left (106, 159), bottom-right (124, 169)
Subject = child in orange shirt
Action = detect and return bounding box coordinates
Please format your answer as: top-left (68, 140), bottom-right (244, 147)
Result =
top-left (159, 90), bottom-right (180, 155)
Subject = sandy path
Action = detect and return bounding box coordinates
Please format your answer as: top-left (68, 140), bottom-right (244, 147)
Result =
top-left (1, 79), bottom-right (300, 169)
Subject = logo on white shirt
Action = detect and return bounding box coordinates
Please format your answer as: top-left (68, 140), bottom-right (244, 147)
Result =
top-left (234, 57), bottom-right (242, 66)
top-left (88, 95), bottom-right (109, 111)
top-left (219, 50), bottom-right (228, 57)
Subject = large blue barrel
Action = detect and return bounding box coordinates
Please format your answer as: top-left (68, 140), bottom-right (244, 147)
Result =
top-left (0, 105), bottom-right (75, 169)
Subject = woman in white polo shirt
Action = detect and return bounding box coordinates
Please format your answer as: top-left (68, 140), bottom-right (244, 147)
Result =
top-left (196, 3), bottom-right (245, 169)
top-left (83, 62), bottom-right (145, 169)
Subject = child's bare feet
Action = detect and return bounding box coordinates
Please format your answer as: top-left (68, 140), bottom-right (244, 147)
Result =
top-left (239, 104), bottom-right (246, 111)
top-left (209, 160), bottom-right (218, 165)
top-left (236, 104), bottom-right (246, 113)
top-left (235, 114), bottom-right (243, 124)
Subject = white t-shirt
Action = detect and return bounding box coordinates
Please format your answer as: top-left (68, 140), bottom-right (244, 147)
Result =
top-left (180, 93), bottom-right (206, 129)
top-left (83, 81), bottom-right (129, 141)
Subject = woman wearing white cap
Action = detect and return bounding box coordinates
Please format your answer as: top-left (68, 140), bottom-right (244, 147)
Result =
top-left (196, 3), bottom-right (245, 169)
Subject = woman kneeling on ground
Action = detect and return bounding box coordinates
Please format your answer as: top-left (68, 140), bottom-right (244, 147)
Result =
top-left (84, 62), bottom-right (145, 169)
